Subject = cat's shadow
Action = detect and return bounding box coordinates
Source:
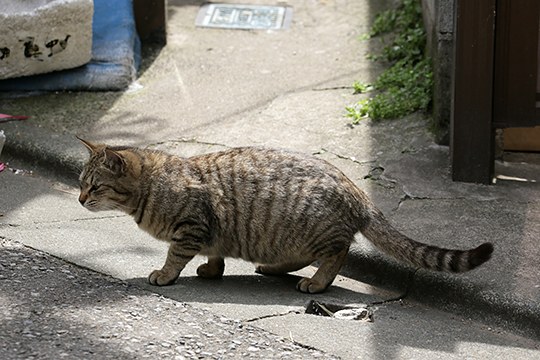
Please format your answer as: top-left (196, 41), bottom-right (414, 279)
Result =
top-left (127, 273), bottom-right (382, 308)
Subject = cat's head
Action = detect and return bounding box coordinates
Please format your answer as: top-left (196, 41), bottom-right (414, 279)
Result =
top-left (77, 137), bottom-right (140, 213)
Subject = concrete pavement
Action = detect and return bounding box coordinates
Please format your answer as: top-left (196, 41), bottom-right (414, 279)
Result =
top-left (1, 0), bottom-right (540, 358)
top-left (1, 167), bottom-right (539, 359)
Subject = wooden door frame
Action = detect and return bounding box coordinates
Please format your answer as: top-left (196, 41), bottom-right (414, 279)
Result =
top-left (492, 0), bottom-right (540, 127)
top-left (451, 0), bottom-right (540, 184)
top-left (451, 0), bottom-right (496, 184)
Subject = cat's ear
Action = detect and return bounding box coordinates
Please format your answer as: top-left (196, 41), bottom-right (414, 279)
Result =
top-left (76, 136), bottom-right (126, 174)
top-left (104, 148), bottom-right (127, 175)
top-left (76, 136), bottom-right (98, 155)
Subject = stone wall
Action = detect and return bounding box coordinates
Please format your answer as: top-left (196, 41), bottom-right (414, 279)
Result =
top-left (421, 0), bottom-right (454, 145)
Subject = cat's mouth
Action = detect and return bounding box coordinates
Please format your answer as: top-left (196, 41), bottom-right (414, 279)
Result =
top-left (81, 199), bottom-right (100, 212)
top-left (82, 200), bottom-right (123, 213)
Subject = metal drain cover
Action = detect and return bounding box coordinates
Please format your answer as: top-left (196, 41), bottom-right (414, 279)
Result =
top-left (196, 3), bottom-right (293, 30)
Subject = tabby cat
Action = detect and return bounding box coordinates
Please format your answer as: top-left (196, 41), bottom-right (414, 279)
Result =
top-left (77, 138), bottom-right (493, 293)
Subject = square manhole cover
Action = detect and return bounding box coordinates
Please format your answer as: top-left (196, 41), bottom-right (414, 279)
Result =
top-left (196, 3), bottom-right (293, 30)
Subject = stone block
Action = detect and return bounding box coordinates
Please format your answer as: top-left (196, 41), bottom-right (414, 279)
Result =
top-left (421, 0), bottom-right (455, 144)
top-left (0, 0), bottom-right (93, 80)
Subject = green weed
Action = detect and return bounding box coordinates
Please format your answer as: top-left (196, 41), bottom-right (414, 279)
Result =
top-left (348, 0), bottom-right (433, 123)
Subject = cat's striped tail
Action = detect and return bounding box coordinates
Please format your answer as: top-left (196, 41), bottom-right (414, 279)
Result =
top-left (361, 208), bottom-right (494, 273)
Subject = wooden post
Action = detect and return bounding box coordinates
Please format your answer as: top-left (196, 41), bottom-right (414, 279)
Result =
top-left (133, 0), bottom-right (167, 45)
top-left (450, 0), bottom-right (496, 184)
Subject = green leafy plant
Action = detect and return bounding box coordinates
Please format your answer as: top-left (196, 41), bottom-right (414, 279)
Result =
top-left (352, 81), bottom-right (374, 94)
top-left (348, 0), bottom-right (433, 123)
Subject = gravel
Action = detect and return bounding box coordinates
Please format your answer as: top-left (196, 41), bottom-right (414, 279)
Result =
top-left (0, 238), bottom-right (338, 359)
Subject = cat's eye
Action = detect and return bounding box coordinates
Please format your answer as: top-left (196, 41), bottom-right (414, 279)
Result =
top-left (89, 184), bottom-right (100, 192)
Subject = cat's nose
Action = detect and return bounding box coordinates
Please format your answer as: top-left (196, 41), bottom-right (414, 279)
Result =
top-left (78, 193), bottom-right (87, 206)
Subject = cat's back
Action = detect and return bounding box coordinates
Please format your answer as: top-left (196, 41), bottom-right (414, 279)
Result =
top-left (140, 146), bottom-right (364, 211)
top-left (189, 146), bottom-right (345, 184)
top-left (187, 147), bottom-right (367, 248)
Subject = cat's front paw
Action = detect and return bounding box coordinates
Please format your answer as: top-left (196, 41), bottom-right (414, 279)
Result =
top-left (296, 277), bottom-right (328, 294)
top-left (148, 269), bottom-right (180, 286)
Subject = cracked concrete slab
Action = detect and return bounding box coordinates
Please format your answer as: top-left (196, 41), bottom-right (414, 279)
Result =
top-left (1, 0), bottom-right (390, 145)
top-left (256, 302), bottom-right (540, 360)
top-left (179, 89), bottom-right (365, 155)
top-left (380, 145), bottom-right (540, 203)
top-left (0, 169), bottom-right (85, 225)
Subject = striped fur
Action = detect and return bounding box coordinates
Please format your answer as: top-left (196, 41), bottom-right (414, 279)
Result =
top-left (77, 139), bottom-right (493, 293)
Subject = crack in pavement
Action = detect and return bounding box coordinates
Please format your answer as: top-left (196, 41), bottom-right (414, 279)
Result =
top-left (393, 191), bottom-right (475, 212)
top-left (313, 148), bottom-right (376, 166)
top-left (245, 309), bottom-right (302, 323)
top-left (312, 85), bottom-right (355, 91)
top-left (27, 214), bottom-right (130, 226)
top-left (391, 189), bottom-right (529, 212)
top-left (0, 214), bottom-right (129, 230)
top-left (174, 69), bottom-right (370, 136)
top-left (393, 193), bottom-right (433, 212)
top-left (147, 138), bottom-right (231, 149)
top-left (0, 223), bottom-right (21, 228)
top-left (361, 165), bottom-right (485, 211)
top-left (244, 289), bottom-right (410, 325)
top-left (71, 214), bottom-right (129, 222)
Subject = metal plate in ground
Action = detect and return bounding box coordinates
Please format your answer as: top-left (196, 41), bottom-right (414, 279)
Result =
top-left (196, 3), bottom-right (293, 30)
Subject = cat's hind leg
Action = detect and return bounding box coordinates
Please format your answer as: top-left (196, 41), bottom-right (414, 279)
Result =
top-left (255, 260), bottom-right (314, 275)
top-left (296, 246), bottom-right (349, 294)
top-left (197, 256), bottom-right (225, 279)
